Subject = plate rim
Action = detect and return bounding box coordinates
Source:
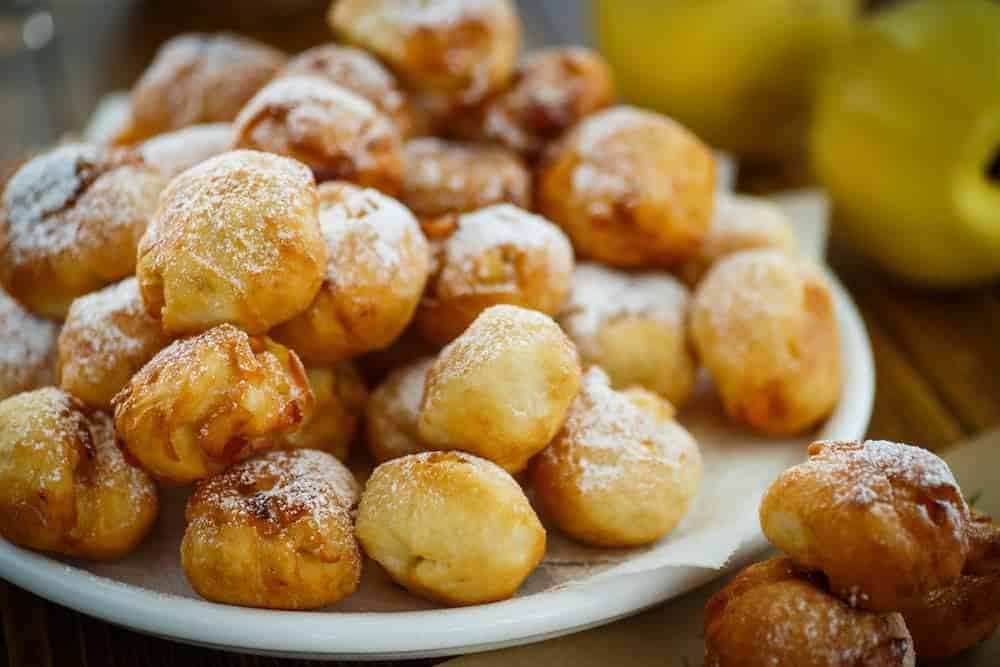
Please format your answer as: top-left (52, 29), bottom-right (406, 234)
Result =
top-left (0, 272), bottom-right (874, 660)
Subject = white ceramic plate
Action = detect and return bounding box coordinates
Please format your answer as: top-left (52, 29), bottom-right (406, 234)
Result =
top-left (0, 274), bottom-right (873, 661)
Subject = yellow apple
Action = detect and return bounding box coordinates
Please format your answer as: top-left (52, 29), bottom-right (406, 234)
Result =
top-left (811, 0), bottom-right (1000, 286)
top-left (595, 0), bottom-right (860, 160)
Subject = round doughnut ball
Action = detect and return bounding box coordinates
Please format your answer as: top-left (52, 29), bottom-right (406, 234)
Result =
top-left (329, 0), bottom-right (520, 107)
top-left (537, 106), bottom-right (716, 268)
top-left (0, 286), bottom-right (58, 400)
top-left (182, 449), bottom-right (361, 609)
top-left (530, 367), bottom-right (701, 547)
top-left (480, 47), bottom-right (615, 160)
top-left (0, 388), bottom-right (158, 560)
top-left (58, 278), bottom-right (172, 409)
top-left (967, 509), bottom-right (1000, 576)
top-left (760, 439), bottom-right (971, 611)
top-left (232, 76), bottom-right (402, 192)
top-left (116, 33), bottom-right (285, 143)
top-left (279, 44), bottom-right (414, 138)
top-left (559, 263), bottom-right (696, 407)
top-left (690, 250), bottom-right (842, 435)
top-left (277, 363), bottom-right (368, 461)
top-left (399, 139), bottom-right (531, 227)
top-left (112, 324), bottom-right (314, 485)
top-left (0, 143), bottom-right (166, 319)
top-left (356, 450), bottom-right (545, 605)
top-left (366, 356), bottom-right (435, 463)
top-left (414, 204), bottom-right (574, 345)
top-left (418, 305), bottom-right (581, 473)
top-left (139, 123), bottom-right (234, 178)
top-left (703, 558), bottom-right (915, 667)
top-left (137, 150), bottom-right (326, 336)
top-left (678, 194), bottom-right (798, 286)
top-left (271, 182), bottom-right (429, 363)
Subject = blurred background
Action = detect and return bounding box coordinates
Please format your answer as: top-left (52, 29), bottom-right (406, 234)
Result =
top-left (2, 0), bottom-right (891, 161)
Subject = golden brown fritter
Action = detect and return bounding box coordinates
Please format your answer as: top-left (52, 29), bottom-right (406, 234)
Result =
top-left (0, 388), bottom-right (158, 559)
top-left (537, 106), bottom-right (716, 269)
top-left (232, 76), bottom-right (402, 192)
top-left (356, 450), bottom-right (544, 605)
top-left (414, 204), bottom-right (573, 345)
top-left (418, 305), bottom-right (581, 473)
top-left (704, 558), bottom-right (915, 667)
top-left (530, 367), bottom-right (701, 547)
top-left (115, 33), bottom-right (285, 143)
top-left (58, 278), bottom-right (172, 408)
top-left (112, 324), bottom-right (314, 485)
top-left (398, 138), bottom-right (531, 227)
top-left (182, 449), bottom-right (361, 609)
top-left (760, 439), bottom-right (970, 611)
top-left (0, 144), bottom-right (165, 319)
top-left (558, 263), bottom-right (696, 407)
top-left (690, 250), bottom-right (842, 435)
top-left (136, 150), bottom-right (326, 336)
top-left (279, 44), bottom-right (414, 137)
top-left (270, 182), bottom-right (430, 363)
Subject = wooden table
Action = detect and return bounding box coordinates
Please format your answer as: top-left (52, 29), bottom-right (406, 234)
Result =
top-left (3, 0), bottom-right (996, 665)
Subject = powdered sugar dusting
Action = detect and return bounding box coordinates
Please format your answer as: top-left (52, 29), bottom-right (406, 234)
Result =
top-left (281, 45), bottom-right (407, 120)
top-left (191, 449), bottom-right (359, 529)
top-left (427, 305), bottom-right (563, 393)
top-left (545, 368), bottom-right (695, 493)
top-left (815, 439), bottom-right (963, 508)
top-left (560, 263), bottom-right (689, 346)
top-left (442, 205), bottom-right (572, 294)
top-left (148, 150), bottom-right (315, 278)
top-left (60, 278), bottom-right (166, 386)
top-left (239, 75), bottom-right (379, 128)
top-left (319, 183), bottom-right (423, 285)
top-left (0, 288), bottom-right (58, 395)
top-left (2, 144), bottom-right (99, 261)
top-left (401, 139), bottom-right (531, 218)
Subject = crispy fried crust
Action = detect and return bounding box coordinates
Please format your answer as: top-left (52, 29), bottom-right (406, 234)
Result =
top-left (901, 510), bottom-right (1000, 660)
top-left (530, 367), bottom-right (701, 547)
top-left (233, 76), bottom-right (402, 192)
top-left (414, 204), bottom-right (573, 345)
top-left (0, 144), bottom-right (165, 319)
top-left (136, 150), bottom-right (326, 336)
top-left (399, 138), bottom-right (531, 227)
top-left (760, 439), bottom-right (970, 611)
top-left (329, 0), bottom-right (520, 109)
top-left (355, 450), bottom-right (544, 605)
top-left (0, 388), bottom-right (158, 559)
top-left (690, 249), bottom-right (842, 435)
top-left (479, 47), bottom-right (615, 160)
top-left (270, 182), bottom-right (430, 363)
top-left (704, 558), bottom-right (915, 667)
top-left (276, 363), bottom-right (367, 461)
top-left (58, 278), bottom-right (172, 408)
top-left (182, 449), bottom-right (361, 609)
top-left (537, 106), bottom-right (716, 269)
top-left (112, 324), bottom-right (314, 485)
top-left (116, 33), bottom-right (285, 144)
top-left (418, 305), bottom-right (581, 473)
top-left (279, 44), bottom-right (414, 138)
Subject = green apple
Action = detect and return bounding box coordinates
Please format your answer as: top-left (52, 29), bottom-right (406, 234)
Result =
top-left (811, 0), bottom-right (1000, 287)
top-left (595, 0), bottom-right (860, 160)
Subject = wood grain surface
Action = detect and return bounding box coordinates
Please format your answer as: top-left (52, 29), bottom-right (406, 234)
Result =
top-left (1, 1), bottom-right (993, 665)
